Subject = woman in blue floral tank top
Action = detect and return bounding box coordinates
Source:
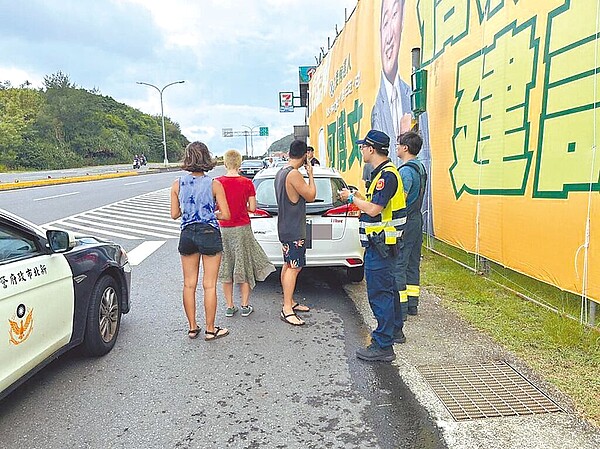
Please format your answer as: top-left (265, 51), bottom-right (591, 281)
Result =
top-left (170, 142), bottom-right (231, 341)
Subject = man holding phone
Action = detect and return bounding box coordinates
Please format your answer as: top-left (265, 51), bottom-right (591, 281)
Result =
top-left (274, 140), bottom-right (317, 326)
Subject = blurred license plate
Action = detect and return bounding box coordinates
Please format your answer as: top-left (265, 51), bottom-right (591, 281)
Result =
top-left (305, 222), bottom-right (332, 249)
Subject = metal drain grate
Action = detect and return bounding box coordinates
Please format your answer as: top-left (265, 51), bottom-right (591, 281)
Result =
top-left (418, 361), bottom-right (563, 421)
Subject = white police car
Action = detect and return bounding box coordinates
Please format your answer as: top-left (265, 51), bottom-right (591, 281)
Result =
top-left (250, 166), bottom-right (364, 282)
top-left (0, 209), bottom-right (131, 400)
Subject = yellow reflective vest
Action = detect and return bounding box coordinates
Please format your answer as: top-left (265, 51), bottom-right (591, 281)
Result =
top-left (359, 161), bottom-right (407, 246)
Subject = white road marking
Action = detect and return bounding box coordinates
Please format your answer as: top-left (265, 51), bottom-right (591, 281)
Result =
top-left (124, 180), bottom-right (149, 186)
top-left (84, 212), bottom-right (179, 233)
top-left (34, 191), bottom-right (80, 201)
top-left (42, 187), bottom-right (179, 240)
top-left (67, 216), bottom-right (175, 238)
top-left (118, 201), bottom-right (170, 214)
top-left (86, 210), bottom-right (180, 229)
top-left (45, 220), bottom-right (141, 240)
top-left (108, 204), bottom-right (172, 219)
top-left (127, 241), bottom-right (166, 266)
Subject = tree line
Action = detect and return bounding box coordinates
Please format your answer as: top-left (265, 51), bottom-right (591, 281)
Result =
top-left (0, 72), bottom-right (189, 170)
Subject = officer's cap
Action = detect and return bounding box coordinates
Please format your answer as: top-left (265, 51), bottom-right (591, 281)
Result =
top-left (356, 130), bottom-right (390, 153)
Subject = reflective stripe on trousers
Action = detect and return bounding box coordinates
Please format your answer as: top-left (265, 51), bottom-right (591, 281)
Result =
top-left (394, 215), bottom-right (424, 308)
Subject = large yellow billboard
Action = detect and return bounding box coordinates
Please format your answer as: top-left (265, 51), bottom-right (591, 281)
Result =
top-left (308, 0), bottom-right (600, 303)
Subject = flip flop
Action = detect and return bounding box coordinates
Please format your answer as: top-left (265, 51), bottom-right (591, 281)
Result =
top-left (292, 303), bottom-right (310, 313)
top-left (280, 310), bottom-right (305, 326)
top-left (188, 328), bottom-right (201, 339)
top-left (204, 326), bottom-right (229, 341)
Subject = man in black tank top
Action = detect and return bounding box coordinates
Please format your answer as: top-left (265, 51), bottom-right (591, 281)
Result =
top-left (274, 140), bottom-right (316, 326)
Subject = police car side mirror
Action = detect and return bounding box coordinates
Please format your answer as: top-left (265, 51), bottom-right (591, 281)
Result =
top-left (46, 229), bottom-right (76, 253)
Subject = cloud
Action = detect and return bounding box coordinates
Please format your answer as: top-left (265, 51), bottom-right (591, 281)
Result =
top-left (2, 0), bottom-right (162, 59)
top-left (0, 0), bottom-right (358, 156)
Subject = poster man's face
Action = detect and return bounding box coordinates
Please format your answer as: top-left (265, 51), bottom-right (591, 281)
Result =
top-left (380, 0), bottom-right (404, 83)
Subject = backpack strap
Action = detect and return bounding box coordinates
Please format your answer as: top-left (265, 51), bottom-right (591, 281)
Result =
top-left (400, 160), bottom-right (427, 213)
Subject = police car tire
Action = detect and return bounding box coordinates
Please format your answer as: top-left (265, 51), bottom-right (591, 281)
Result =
top-left (347, 265), bottom-right (364, 283)
top-left (83, 275), bottom-right (121, 357)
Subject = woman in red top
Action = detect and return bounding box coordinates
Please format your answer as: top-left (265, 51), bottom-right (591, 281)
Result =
top-left (217, 150), bottom-right (275, 317)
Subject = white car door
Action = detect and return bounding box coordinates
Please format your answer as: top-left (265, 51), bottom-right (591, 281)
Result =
top-left (0, 222), bottom-right (74, 394)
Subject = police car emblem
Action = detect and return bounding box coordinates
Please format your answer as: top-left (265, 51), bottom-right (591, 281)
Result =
top-left (9, 304), bottom-right (34, 345)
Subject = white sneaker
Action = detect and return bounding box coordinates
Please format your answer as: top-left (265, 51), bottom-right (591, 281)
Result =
top-left (240, 305), bottom-right (254, 317)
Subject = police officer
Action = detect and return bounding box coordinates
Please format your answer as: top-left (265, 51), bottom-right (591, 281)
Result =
top-left (339, 130), bottom-right (407, 362)
top-left (395, 131), bottom-right (427, 317)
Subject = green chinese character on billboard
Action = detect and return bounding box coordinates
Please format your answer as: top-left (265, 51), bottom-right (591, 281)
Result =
top-left (259, 126), bottom-right (269, 136)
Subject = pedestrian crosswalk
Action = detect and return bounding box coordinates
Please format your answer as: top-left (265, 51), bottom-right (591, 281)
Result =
top-left (42, 188), bottom-right (181, 240)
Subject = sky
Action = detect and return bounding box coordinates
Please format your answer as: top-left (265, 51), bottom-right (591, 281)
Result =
top-left (0, 0), bottom-right (358, 157)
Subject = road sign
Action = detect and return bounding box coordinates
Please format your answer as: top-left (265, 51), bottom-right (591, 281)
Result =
top-left (279, 91), bottom-right (294, 113)
top-left (222, 128), bottom-right (233, 137)
top-left (259, 126), bottom-right (269, 136)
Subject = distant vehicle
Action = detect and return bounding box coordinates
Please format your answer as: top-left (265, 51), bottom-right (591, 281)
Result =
top-left (250, 166), bottom-right (364, 282)
top-left (239, 159), bottom-right (265, 179)
top-left (0, 209), bottom-right (132, 400)
top-left (272, 160), bottom-right (288, 168)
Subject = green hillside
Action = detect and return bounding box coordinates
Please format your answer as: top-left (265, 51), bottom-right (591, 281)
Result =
top-left (0, 72), bottom-right (189, 170)
top-left (264, 133), bottom-right (294, 157)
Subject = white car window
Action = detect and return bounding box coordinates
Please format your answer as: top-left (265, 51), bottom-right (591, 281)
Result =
top-left (0, 226), bottom-right (39, 263)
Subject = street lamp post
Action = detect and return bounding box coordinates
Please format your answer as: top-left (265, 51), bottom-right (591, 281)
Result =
top-left (136, 80), bottom-right (185, 165)
top-left (241, 125), bottom-right (260, 157)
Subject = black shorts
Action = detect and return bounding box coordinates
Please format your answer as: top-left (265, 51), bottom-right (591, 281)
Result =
top-left (178, 223), bottom-right (223, 256)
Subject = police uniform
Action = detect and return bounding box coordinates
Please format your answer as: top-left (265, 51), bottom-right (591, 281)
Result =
top-left (394, 159), bottom-right (427, 317)
top-left (360, 160), bottom-right (407, 349)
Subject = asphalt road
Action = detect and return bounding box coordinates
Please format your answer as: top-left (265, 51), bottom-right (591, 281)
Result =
top-left (0, 170), bottom-right (446, 449)
top-left (0, 163), bottom-right (155, 183)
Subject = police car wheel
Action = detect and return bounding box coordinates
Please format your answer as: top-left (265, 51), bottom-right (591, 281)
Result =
top-left (83, 275), bottom-right (121, 356)
top-left (347, 265), bottom-right (364, 283)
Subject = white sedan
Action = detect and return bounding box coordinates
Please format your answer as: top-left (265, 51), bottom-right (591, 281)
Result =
top-left (250, 166), bottom-right (364, 282)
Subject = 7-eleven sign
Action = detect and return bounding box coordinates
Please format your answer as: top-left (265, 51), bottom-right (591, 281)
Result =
top-left (279, 91), bottom-right (294, 113)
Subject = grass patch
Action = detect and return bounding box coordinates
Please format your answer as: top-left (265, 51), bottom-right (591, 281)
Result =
top-left (421, 247), bottom-right (600, 426)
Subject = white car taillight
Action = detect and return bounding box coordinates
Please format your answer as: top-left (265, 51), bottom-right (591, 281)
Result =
top-left (250, 208), bottom-right (272, 218)
top-left (323, 203), bottom-right (360, 217)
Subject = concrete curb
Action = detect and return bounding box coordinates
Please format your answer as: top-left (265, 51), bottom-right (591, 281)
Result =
top-left (0, 171), bottom-right (140, 191)
top-left (0, 165), bottom-right (188, 191)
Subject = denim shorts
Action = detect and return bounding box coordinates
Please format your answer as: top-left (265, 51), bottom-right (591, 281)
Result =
top-left (281, 239), bottom-right (306, 268)
top-left (178, 223), bottom-right (223, 256)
